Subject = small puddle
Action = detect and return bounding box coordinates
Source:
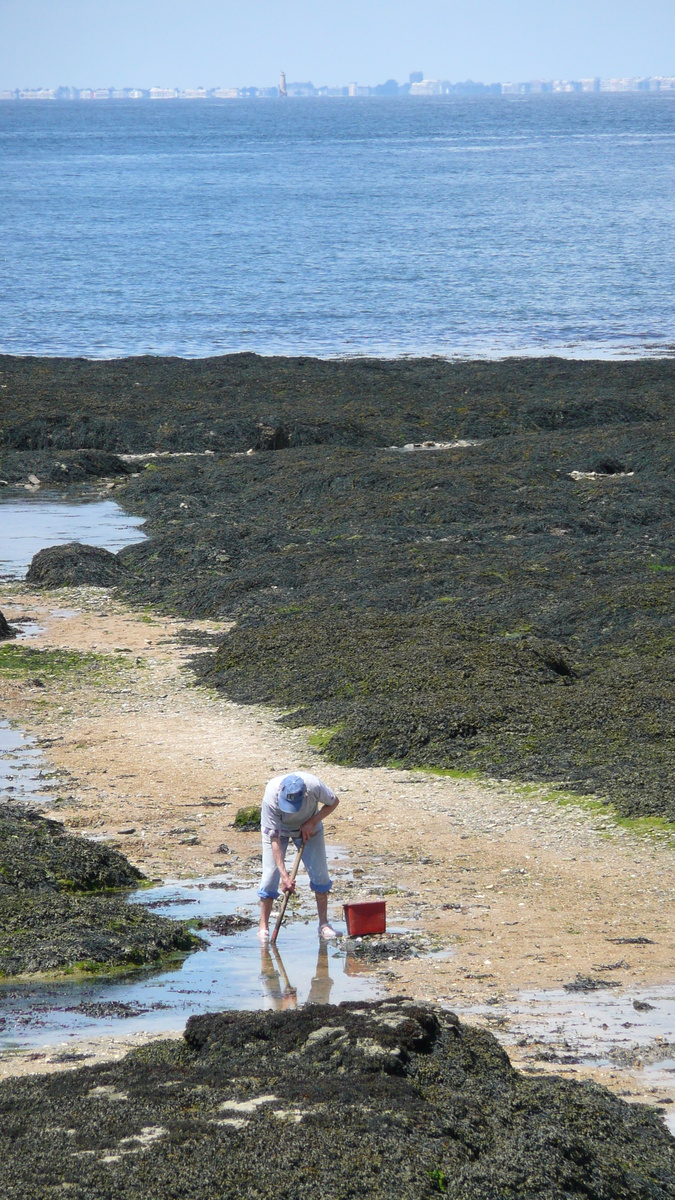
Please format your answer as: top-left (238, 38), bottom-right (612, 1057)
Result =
top-left (0, 492), bottom-right (146, 579)
top-left (0, 720), bottom-right (54, 806)
top-left (504, 985), bottom-right (675, 1062)
top-left (6, 617), bottom-right (45, 640)
top-left (0, 878), bottom-right (383, 1052)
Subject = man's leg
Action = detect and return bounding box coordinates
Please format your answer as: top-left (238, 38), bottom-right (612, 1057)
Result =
top-left (314, 890), bottom-right (337, 937)
top-left (259, 896), bottom-right (274, 938)
top-left (258, 835), bottom-right (287, 939)
top-left (299, 827), bottom-right (337, 937)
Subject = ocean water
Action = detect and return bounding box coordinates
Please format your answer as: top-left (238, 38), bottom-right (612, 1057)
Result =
top-left (0, 95), bottom-right (674, 360)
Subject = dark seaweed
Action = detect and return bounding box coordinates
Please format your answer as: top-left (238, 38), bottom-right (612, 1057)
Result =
top-left (0, 999), bottom-right (672, 1199)
top-left (563, 975), bottom-right (622, 992)
top-left (197, 914), bottom-right (256, 935)
top-left (0, 890), bottom-right (199, 976)
top-left (0, 353), bottom-right (671, 453)
top-left (347, 935), bottom-right (421, 962)
top-left (26, 542), bottom-right (129, 589)
top-left (2, 354), bottom-right (673, 819)
top-left (66, 1000), bottom-right (169, 1018)
top-left (0, 806), bottom-right (200, 976)
top-left (0, 805), bottom-right (143, 893)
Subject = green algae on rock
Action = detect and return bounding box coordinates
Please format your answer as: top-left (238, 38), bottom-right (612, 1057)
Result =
top-left (0, 890), bottom-right (199, 977)
top-left (232, 805), bottom-right (262, 832)
top-left (0, 804), bottom-right (143, 892)
top-left (0, 999), bottom-right (672, 1199)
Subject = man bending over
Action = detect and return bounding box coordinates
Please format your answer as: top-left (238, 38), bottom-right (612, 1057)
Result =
top-left (258, 771), bottom-right (340, 941)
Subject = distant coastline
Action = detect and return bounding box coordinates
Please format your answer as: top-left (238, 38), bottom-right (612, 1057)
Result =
top-left (2, 75), bottom-right (675, 102)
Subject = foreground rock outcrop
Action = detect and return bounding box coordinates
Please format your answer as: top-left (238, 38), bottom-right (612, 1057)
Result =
top-left (0, 999), bottom-right (672, 1198)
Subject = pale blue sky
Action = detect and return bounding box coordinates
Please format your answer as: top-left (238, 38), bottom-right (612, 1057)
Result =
top-left (1, 0), bottom-right (673, 90)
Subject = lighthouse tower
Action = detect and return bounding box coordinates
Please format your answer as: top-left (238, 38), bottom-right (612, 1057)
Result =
top-left (279, 70), bottom-right (288, 97)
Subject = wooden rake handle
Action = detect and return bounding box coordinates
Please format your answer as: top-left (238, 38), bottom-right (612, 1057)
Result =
top-left (270, 842), bottom-right (305, 944)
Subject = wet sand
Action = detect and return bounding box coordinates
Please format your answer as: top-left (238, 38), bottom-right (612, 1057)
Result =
top-left (1, 582), bottom-right (674, 1114)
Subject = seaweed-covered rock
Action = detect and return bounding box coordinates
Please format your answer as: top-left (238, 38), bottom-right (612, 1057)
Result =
top-left (0, 353), bottom-right (673, 452)
top-left (0, 891), bottom-right (199, 976)
top-left (55, 450), bottom-right (132, 478)
top-left (0, 806), bottom-right (200, 976)
top-left (255, 421), bottom-right (291, 451)
top-left (0, 450), bottom-right (131, 486)
top-left (203, 600), bottom-right (675, 821)
top-left (0, 999), bottom-right (671, 1199)
top-left (26, 542), bottom-right (127, 588)
top-left (564, 974), bottom-right (622, 992)
top-left (0, 804), bottom-right (143, 892)
top-left (346, 934), bottom-right (422, 962)
top-left (232, 804), bottom-right (261, 831)
top-left (197, 913), bottom-right (256, 935)
top-left (2, 353), bottom-right (674, 819)
top-left (0, 611), bottom-right (17, 640)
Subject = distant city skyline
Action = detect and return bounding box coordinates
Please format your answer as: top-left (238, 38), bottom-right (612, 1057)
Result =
top-left (1, 0), bottom-right (674, 92)
top-left (3, 74), bottom-right (675, 102)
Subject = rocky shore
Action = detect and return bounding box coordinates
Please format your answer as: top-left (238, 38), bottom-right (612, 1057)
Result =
top-left (1, 588), bottom-right (674, 1134)
top-left (1, 355), bottom-right (674, 1188)
top-left (1, 353), bottom-right (672, 820)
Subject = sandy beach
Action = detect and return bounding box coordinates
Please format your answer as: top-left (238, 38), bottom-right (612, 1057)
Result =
top-left (2, 582), bottom-right (673, 1113)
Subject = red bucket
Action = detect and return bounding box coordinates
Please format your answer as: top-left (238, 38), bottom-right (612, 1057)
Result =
top-left (343, 900), bottom-right (386, 937)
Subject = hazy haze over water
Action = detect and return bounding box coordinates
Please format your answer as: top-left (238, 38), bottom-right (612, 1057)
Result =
top-left (1, 95), bottom-right (674, 360)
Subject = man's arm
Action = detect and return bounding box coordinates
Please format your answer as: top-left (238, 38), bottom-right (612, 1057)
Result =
top-left (300, 794), bottom-right (339, 844)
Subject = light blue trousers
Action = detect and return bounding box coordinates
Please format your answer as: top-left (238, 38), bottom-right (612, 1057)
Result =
top-left (258, 825), bottom-right (332, 900)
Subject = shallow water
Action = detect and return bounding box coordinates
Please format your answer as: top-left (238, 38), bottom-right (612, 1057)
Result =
top-left (0, 719), bottom-right (383, 1038)
top-left (5, 616), bottom-right (45, 640)
top-left (503, 983), bottom-right (675, 1062)
top-left (0, 719), bottom-right (54, 806)
top-left (469, 982), bottom-right (675, 1128)
top-left (0, 493), bottom-right (146, 578)
top-left (0, 877), bottom-right (381, 1051)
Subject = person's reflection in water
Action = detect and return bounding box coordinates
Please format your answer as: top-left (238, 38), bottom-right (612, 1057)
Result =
top-left (258, 942), bottom-right (335, 1009)
top-left (307, 941), bottom-right (334, 1006)
top-left (259, 944), bottom-right (297, 1011)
